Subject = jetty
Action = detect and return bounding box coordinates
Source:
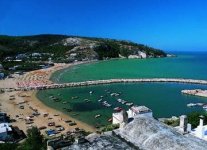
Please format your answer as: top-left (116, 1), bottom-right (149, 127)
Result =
top-left (181, 89), bottom-right (207, 98)
top-left (2, 78), bottom-right (207, 91)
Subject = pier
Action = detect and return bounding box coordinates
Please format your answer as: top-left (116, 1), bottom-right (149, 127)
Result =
top-left (3, 78), bottom-right (207, 91)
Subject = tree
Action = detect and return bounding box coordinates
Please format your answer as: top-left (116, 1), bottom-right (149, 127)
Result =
top-left (120, 47), bottom-right (130, 58)
top-left (187, 112), bottom-right (207, 128)
top-left (0, 143), bottom-right (18, 150)
top-left (18, 127), bottom-right (45, 150)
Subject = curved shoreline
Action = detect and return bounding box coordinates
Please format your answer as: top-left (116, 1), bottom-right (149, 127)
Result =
top-left (10, 78), bottom-right (207, 91)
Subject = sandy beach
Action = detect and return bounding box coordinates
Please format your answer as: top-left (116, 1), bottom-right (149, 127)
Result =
top-left (0, 62), bottom-right (96, 136)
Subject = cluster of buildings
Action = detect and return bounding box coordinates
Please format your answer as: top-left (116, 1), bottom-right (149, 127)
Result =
top-left (176, 115), bottom-right (207, 141)
top-left (47, 105), bottom-right (207, 150)
top-left (0, 112), bottom-right (25, 143)
top-left (113, 105), bottom-right (207, 142)
top-left (4, 52), bottom-right (53, 62)
top-left (112, 105), bottom-right (152, 126)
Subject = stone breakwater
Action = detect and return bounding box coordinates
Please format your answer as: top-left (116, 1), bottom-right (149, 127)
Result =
top-left (2, 78), bottom-right (207, 91)
top-left (181, 89), bottom-right (207, 98)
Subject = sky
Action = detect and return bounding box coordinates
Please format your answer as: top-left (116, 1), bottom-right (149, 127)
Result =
top-left (0, 0), bottom-right (207, 51)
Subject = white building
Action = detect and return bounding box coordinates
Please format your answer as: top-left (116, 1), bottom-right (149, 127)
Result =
top-left (127, 106), bottom-right (153, 118)
top-left (0, 123), bottom-right (12, 141)
top-left (112, 106), bottom-right (153, 125)
top-left (112, 110), bottom-right (128, 125)
top-left (175, 115), bottom-right (192, 134)
top-left (190, 116), bottom-right (207, 141)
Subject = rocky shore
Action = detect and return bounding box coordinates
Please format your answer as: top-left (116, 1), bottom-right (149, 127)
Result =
top-left (181, 89), bottom-right (207, 98)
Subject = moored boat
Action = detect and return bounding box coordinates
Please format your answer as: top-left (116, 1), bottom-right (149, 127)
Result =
top-left (108, 118), bottom-right (112, 122)
top-left (187, 103), bottom-right (197, 107)
top-left (114, 107), bottom-right (122, 112)
top-left (95, 114), bottom-right (101, 118)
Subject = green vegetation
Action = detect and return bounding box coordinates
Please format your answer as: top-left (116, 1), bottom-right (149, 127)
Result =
top-left (0, 34), bottom-right (166, 74)
top-left (164, 119), bottom-right (180, 127)
top-left (187, 112), bottom-right (207, 128)
top-left (0, 34), bottom-right (166, 61)
top-left (94, 41), bottom-right (120, 60)
top-left (0, 127), bottom-right (46, 150)
top-left (100, 124), bottom-right (120, 132)
top-left (0, 143), bottom-right (19, 150)
top-left (17, 127), bottom-right (46, 150)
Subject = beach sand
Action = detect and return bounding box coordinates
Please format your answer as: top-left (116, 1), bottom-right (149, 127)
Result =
top-left (0, 62), bottom-right (96, 136)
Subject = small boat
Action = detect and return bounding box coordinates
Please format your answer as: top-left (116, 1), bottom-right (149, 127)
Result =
top-left (62, 101), bottom-right (67, 104)
top-left (196, 103), bottom-right (204, 106)
top-left (117, 99), bottom-right (122, 103)
top-left (126, 102), bottom-right (133, 106)
top-left (54, 99), bottom-right (61, 102)
top-left (203, 104), bottom-right (207, 109)
top-left (187, 103), bottom-right (197, 107)
top-left (52, 97), bottom-right (58, 100)
top-left (95, 114), bottom-right (101, 118)
top-left (98, 99), bottom-right (102, 102)
top-left (105, 103), bottom-right (112, 107)
top-left (108, 118), bottom-right (112, 122)
top-left (89, 91), bottom-right (93, 94)
top-left (84, 99), bottom-right (91, 103)
top-left (100, 96), bottom-right (104, 98)
top-left (110, 93), bottom-right (119, 97)
top-left (114, 107), bottom-right (122, 111)
top-left (121, 100), bottom-right (127, 104)
top-left (72, 96), bottom-right (79, 99)
top-left (102, 101), bottom-right (112, 107)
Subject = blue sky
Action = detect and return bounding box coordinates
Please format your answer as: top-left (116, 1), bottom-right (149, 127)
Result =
top-left (0, 0), bottom-right (207, 51)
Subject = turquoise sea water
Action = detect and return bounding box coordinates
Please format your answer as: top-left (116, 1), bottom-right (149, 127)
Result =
top-left (51, 52), bottom-right (207, 82)
top-left (37, 52), bottom-right (207, 127)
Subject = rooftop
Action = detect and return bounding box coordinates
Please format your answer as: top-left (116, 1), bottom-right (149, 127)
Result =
top-left (0, 123), bottom-right (12, 133)
top-left (63, 132), bottom-right (133, 150)
top-left (114, 115), bottom-right (207, 150)
top-left (63, 115), bottom-right (207, 150)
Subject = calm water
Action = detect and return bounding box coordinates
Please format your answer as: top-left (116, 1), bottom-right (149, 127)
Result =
top-left (38, 52), bottom-right (207, 127)
top-left (37, 83), bottom-right (207, 127)
top-left (51, 52), bottom-right (207, 82)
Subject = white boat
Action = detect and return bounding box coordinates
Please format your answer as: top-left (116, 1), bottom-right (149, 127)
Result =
top-left (196, 103), bottom-right (204, 106)
top-left (126, 102), bottom-right (133, 106)
top-left (110, 93), bottom-right (120, 97)
top-left (203, 105), bottom-right (207, 109)
top-left (102, 101), bottom-right (112, 107)
top-left (114, 107), bottom-right (122, 111)
top-left (98, 99), bottom-right (103, 102)
top-left (117, 99), bottom-right (122, 103)
top-left (187, 103), bottom-right (197, 107)
top-left (95, 114), bottom-right (101, 118)
top-left (89, 91), bottom-right (93, 94)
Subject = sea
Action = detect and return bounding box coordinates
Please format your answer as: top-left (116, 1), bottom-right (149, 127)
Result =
top-left (37, 51), bottom-right (207, 127)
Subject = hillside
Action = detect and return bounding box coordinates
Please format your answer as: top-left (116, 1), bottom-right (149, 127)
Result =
top-left (0, 34), bottom-right (166, 61)
top-left (0, 34), bottom-right (166, 74)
